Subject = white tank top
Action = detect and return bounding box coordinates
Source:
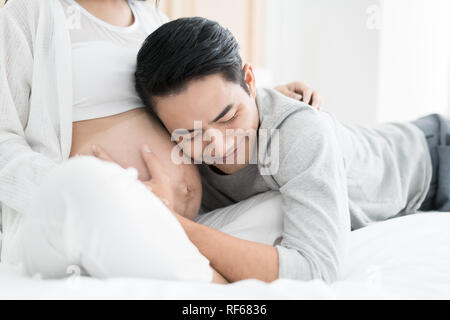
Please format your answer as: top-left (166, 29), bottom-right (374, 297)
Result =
top-left (59, 0), bottom-right (168, 122)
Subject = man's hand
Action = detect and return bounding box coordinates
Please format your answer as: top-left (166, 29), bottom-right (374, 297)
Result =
top-left (275, 81), bottom-right (323, 110)
top-left (92, 144), bottom-right (176, 213)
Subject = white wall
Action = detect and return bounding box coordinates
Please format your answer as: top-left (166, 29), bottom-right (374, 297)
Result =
top-left (264, 0), bottom-right (381, 125)
top-left (263, 0), bottom-right (450, 126)
top-left (377, 0), bottom-right (450, 123)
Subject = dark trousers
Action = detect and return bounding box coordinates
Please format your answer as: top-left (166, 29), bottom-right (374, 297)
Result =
top-left (412, 114), bottom-right (450, 212)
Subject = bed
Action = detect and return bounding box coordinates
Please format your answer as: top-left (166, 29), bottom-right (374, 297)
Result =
top-left (0, 195), bottom-right (449, 299)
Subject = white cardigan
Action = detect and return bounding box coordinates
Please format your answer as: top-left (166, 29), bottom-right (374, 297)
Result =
top-left (0, 0), bottom-right (166, 263)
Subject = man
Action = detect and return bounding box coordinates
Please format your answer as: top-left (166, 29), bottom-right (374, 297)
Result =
top-left (134, 17), bottom-right (449, 283)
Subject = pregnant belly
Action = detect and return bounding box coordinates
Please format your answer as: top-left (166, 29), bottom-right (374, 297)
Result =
top-left (69, 108), bottom-right (201, 219)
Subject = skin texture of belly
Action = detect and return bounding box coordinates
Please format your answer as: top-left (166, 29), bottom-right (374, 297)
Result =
top-left (69, 108), bottom-right (202, 220)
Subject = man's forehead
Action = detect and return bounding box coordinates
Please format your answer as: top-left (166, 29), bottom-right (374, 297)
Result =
top-left (160, 80), bottom-right (235, 120)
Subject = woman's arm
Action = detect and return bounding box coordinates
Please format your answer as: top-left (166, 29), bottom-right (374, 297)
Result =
top-left (0, 6), bottom-right (59, 213)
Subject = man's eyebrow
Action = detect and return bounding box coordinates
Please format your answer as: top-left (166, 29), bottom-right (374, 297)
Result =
top-left (211, 104), bottom-right (234, 124)
top-left (182, 104), bottom-right (234, 133)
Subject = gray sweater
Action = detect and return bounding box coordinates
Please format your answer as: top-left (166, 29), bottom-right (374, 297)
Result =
top-left (199, 88), bottom-right (432, 282)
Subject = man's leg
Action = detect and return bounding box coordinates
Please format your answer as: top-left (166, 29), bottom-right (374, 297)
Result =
top-left (14, 156), bottom-right (212, 282)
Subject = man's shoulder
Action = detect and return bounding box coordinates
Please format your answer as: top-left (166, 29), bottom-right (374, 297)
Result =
top-left (256, 89), bottom-right (338, 175)
top-left (256, 87), bottom-right (330, 133)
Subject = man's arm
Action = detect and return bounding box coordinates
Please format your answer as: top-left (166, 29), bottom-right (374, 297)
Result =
top-left (176, 214), bottom-right (279, 283)
top-left (271, 109), bottom-right (351, 282)
top-left (177, 110), bottom-right (350, 284)
top-left (211, 267), bottom-right (229, 284)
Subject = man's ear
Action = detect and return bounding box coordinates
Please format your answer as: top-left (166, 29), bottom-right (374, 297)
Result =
top-left (243, 63), bottom-right (257, 98)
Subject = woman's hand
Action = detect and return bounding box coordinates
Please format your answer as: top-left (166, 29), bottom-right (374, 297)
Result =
top-left (275, 81), bottom-right (323, 110)
top-left (92, 144), bottom-right (176, 213)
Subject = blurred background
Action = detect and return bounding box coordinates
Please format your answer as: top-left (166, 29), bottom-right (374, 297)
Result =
top-left (159, 0), bottom-right (450, 125)
top-left (1, 0), bottom-right (449, 125)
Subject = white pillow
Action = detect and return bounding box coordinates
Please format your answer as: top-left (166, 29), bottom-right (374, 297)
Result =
top-left (196, 191), bottom-right (284, 246)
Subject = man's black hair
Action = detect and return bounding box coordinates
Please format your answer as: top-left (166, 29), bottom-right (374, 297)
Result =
top-left (135, 17), bottom-right (249, 113)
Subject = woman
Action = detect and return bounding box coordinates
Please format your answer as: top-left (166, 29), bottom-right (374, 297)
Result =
top-left (0, 0), bottom-right (321, 283)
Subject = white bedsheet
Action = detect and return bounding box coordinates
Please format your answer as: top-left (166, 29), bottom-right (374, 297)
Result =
top-left (0, 211), bottom-right (449, 299)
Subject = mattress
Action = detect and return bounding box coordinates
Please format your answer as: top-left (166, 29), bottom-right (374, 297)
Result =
top-left (0, 212), bottom-right (448, 299)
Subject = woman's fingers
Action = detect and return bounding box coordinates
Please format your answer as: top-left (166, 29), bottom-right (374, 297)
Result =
top-left (311, 92), bottom-right (323, 110)
top-left (286, 81), bottom-right (305, 93)
top-left (289, 92), bottom-right (303, 101)
top-left (92, 144), bottom-right (115, 163)
top-left (286, 81), bottom-right (322, 109)
top-left (141, 145), bottom-right (168, 182)
top-left (275, 84), bottom-right (298, 101)
top-left (302, 89), bottom-right (314, 106)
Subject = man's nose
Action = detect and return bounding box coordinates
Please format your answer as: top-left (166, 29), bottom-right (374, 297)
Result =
top-left (204, 128), bottom-right (225, 157)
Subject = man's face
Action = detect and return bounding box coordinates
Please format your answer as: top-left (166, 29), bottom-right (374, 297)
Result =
top-left (154, 66), bottom-right (259, 174)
